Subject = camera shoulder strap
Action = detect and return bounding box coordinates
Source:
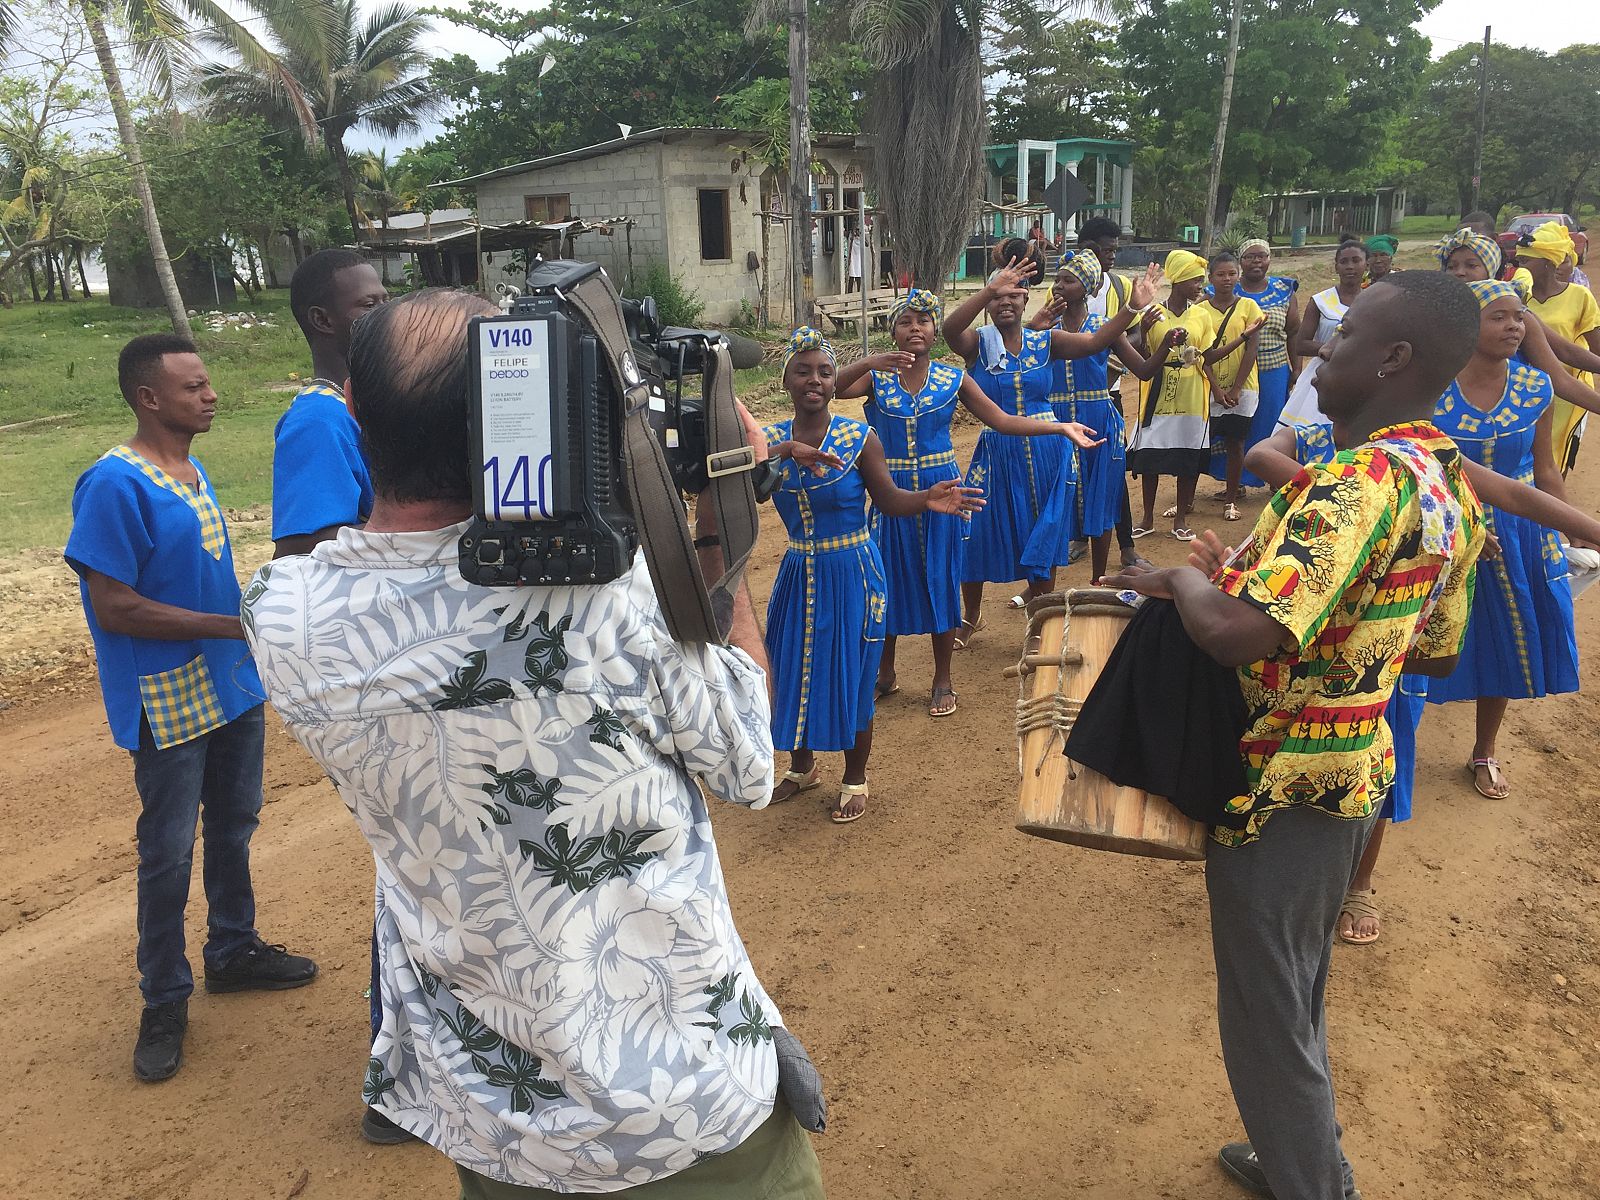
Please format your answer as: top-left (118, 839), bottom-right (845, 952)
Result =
top-left (564, 271), bottom-right (757, 645)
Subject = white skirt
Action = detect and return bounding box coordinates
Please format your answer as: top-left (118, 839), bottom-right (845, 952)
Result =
top-left (1210, 386), bottom-right (1260, 420)
top-left (1279, 360), bottom-right (1327, 426)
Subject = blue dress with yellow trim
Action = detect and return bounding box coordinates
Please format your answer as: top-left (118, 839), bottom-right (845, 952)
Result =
top-left (962, 326), bottom-right (1078, 583)
top-left (763, 415), bottom-right (888, 752)
top-left (863, 362), bottom-right (965, 636)
top-left (1047, 314), bottom-right (1124, 539)
top-left (1427, 365), bottom-right (1579, 704)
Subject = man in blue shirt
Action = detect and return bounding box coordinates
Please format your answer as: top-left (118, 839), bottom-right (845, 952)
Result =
top-left (65, 333), bottom-right (317, 1084)
top-left (276, 248), bottom-right (407, 1144)
top-left (272, 248), bottom-right (387, 558)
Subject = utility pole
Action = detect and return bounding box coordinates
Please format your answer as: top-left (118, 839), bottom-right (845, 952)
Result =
top-left (1469, 25), bottom-right (1490, 217)
top-left (787, 0), bottom-right (813, 328)
top-left (1200, 0), bottom-right (1242, 256)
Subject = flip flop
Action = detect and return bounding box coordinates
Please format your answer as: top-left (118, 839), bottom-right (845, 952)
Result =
top-left (1130, 526), bottom-right (1155, 540)
top-left (1120, 553), bottom-right (1155, 570)
top-left (1470, 756), bottom-right (1509, 800)
top-left (771, 765), bottom-right (821, 805)
top-left (1337, 889), bottom-right (1381, 946)
top-left (1006, 594), bottom-right (1027, 610)
top-left (875, 677), bottom-right (900, 700)
top-left (929, 687), bottom-right (958, 718)
top-left (1162, 505), bottom-right (1179, 519)
top-left (1223, 502), bottom-right (1241, 521)
top-left (1067, 541), bottom-right (1088, 564)
top-left (1172, 527), bottom-right (1196, 542)
top-left (830, 780), bottom-right (868, 824)
top-left (954, 617), bottom-right (985, 649)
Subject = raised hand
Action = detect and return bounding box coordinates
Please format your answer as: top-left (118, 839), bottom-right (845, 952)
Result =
top-left (1128, 262), bottom-right (1161, 309)
top-left (989, 256), bottom-right (1038, 294)
top-left (1057, 421), bottom-right (1106, 448)
top-left (1242, 316), bottom-right (1266, 337)
top-left (865, 351), bottom-right (917, 373)
top-left (926, 481), bottom-right (986, 515)
top-left (784, 441), bottom-right (846, 476)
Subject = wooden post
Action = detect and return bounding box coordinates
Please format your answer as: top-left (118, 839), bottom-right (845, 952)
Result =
top-left (858, 189), bottom-right (869, 357)
top-left (787, 0), bottom-right (813, 328)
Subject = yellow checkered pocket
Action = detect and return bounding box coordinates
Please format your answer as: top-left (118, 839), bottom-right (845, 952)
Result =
top-left (139, 655), bottom-right (226, 748)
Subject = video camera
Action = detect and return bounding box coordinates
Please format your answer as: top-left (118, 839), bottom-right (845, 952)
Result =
top-left (460, 259), bottom-right (778, 590)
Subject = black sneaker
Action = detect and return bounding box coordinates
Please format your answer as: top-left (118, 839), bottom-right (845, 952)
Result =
top-left (134, 1000), bottom-right (187, 1082)
top-left (204, 937), bottom-right (318, 993)
top-left (361, 1105), bottom-right (419, 1146)
top-left (1218, 1143), bottom-right (1362, 1200)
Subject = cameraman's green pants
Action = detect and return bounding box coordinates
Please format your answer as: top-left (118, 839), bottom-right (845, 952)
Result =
top-left (455, 1100), bottom-right (824, 1200)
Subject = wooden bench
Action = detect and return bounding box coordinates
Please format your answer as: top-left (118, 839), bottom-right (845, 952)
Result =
top-left (814, 287), bottom-right (900, 335)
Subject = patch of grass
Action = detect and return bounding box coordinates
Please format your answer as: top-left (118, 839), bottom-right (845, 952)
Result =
top-left (1400, 214), bottom-right (1472, 238)
top-left (0, 291), bottom-right (308, 556)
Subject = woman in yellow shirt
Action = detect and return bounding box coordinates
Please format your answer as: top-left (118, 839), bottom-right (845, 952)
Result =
top-left (1201, 251), bottom-right (1263, 520)
top-left (1128, 249), bottom-right (1257, 540)
top-left (1521, 221), bottom-right (1600, 471)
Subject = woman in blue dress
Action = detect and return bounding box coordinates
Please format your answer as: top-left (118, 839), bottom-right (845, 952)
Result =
top-left (1029, 251), bottom-right (1158, 583)
top-left (834, 289), bottom-right (1095, 718)
top-left (1428, 279), bottom-right (1582, 802)
top-left (764, 328), bottom-right (984, 821)
top-left (942, 257), bottom-right (1159, 644)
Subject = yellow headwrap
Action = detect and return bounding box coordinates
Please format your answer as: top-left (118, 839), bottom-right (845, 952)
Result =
top-left (1519, 221), bottom-right (1576, 266)
top-left (783, 326), bottom-right (835, 371)
top-left (1164, 249), bottom-right (1207, 285)
top-left (1061, 250), bottom-right (1104, 297)
top-left (888, 288), bottom-right (942, 326)
top-left (1469, 279), bottom-right (1526, 310)
top-left (1435, 229), bottom-right (1501, 277)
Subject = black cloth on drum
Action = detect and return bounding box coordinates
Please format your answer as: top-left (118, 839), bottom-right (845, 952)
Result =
top-left (1063, 597), bottom-right (1250, 830)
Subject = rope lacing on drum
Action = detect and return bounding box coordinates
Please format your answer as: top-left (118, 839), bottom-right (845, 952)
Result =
top-left (1011, 591), bottom-right (1133, 779)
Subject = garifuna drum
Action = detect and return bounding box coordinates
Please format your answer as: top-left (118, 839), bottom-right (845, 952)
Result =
top-left (1009, 588), bottom-right (1209, 861)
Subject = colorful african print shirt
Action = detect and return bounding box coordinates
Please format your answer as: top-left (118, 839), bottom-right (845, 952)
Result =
top-left (1211, 421), bottom-right (1484, 846)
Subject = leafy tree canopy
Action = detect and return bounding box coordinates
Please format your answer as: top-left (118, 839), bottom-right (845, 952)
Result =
top-left (424, 0), bottom-right (866, 179)
top-left (987, 5), bottom-right (1129, 146)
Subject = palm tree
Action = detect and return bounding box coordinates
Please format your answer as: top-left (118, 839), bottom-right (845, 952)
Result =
top-left (354, 147), bottom-right (406, 233)
top-left (196, 1), bottom-right (441, 242)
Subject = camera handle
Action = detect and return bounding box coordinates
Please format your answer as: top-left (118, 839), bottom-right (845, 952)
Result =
top-left (561, 271), bottom-right (760, 644)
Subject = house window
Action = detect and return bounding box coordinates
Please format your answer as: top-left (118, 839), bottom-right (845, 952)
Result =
top-left (698, 189), bottom-right (731, 261)
top-left (524, 194), bottom-right (571, 223)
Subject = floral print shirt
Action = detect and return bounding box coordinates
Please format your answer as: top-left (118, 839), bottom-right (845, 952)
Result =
top-left (244, 523), bottom-right (783, 1191)
top-left (1211, 422), bottom-right (1484, 846)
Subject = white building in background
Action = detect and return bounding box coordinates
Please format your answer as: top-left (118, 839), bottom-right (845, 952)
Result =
top-left (447, 126), bottom-right (875, 324)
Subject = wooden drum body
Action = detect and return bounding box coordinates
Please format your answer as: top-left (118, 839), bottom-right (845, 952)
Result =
top-left (1013, 589), bottom-right (1209, 861)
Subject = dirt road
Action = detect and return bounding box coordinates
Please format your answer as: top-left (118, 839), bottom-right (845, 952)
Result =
top-left (2, 425), bottom-right (1597, 1200)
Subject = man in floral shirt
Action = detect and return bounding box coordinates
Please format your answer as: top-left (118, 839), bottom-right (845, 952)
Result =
top-left (1108, 272), bottom-right (1487, 1200)
top-left (245, 290), bottom-right (824, 1197)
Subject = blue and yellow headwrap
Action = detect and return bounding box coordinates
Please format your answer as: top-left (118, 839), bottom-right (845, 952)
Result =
top-left (1519, 220), bottom-right (1576, 267)
top-left (1469, 278), bottom-right (1529, 310)
top-left (1436, 228), bottom-right (1501, 277)
top-left (1164, 249), bottom-right (1207, 285)
top-left (783, 326), bottom-right (836, 372)
top-left (1060, 250), bottom-right (1103, 298)
top-left (888, 288), bottom-right (942, 327)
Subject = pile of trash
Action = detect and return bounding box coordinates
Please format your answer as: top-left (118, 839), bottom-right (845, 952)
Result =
top-left (190, 310), bottom-right (277, 333)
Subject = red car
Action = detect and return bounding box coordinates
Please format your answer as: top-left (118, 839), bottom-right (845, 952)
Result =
top-left (1505, 212), bottom-right (1579, 238)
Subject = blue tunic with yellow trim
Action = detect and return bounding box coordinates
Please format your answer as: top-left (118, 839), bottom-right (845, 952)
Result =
top-left (1428, 365), bottom-right (1579, 703)
top-left (763, 415), bottom-right (888, 752)
top-left (962, 326), bottom-right (1078, 583)
top-left (863, 362), bottom-right (965, 635)
top-left (1047, 314), bottom-right (1124, 539)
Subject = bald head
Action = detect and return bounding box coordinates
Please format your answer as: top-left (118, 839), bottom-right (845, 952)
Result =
top-left (349, 288), bottom-right (497, 504)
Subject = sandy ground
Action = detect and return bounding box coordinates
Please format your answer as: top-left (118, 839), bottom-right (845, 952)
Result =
top-left (2, 420), bottom-right (1599, 1200)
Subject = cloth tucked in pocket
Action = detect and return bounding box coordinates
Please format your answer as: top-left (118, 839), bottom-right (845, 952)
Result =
top-left (772, 1026), bottom-right (826, 1133)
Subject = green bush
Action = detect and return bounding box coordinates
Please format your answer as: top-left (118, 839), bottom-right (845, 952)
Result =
top-left (634, 263), bottom-right (705, 327)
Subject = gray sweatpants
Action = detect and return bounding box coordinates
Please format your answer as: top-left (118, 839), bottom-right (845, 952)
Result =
top-left (1207, 804), bottom-right (1380, 1200)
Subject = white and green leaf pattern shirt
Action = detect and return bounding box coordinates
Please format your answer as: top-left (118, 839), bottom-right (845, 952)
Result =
top-left (244, 523), bottom-right (783, 1191)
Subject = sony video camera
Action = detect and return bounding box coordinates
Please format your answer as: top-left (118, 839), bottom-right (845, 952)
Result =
top-left (460, 259), bottom-right (775, 587)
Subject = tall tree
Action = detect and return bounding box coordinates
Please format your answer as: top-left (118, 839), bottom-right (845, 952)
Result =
top-left (857, 0), bottom-right (987, 288)
top-left (1118, 0), bottom-right (1434, 226)
top-left (197, 0), bottom-right (441, 240)
top-left (987, 5), bottom-right (1129, 145)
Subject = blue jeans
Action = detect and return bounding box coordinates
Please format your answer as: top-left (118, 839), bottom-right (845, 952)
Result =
top-left (131, 705), bottom-right (264, 1006)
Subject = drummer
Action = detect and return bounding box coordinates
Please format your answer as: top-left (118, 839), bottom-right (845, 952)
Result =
top-left (1106, 271), bottom-right (1487, 1200)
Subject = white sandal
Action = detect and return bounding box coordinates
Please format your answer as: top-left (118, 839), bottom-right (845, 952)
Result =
top-left (771, 766), bottom-right (821, 805)
top-left (830, 780), bottom-right (868, 824)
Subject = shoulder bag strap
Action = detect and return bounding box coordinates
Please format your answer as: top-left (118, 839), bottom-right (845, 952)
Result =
top-left (564, 270), bottom-right (758, 645)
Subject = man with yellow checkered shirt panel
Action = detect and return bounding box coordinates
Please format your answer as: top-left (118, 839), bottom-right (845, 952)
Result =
top-left (65, 334), bottom-right (316, 1085)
